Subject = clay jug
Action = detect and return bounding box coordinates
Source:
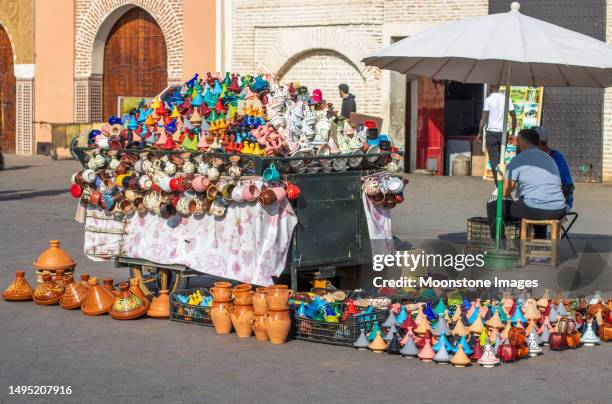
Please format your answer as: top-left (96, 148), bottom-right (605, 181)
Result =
top-left (103, 278), bottom-right (116, 294)
top-left (266, 310), bottom-right (291, 344)
top-left (266, 285), bottom-right (293, 311)
top-left (231, 304), bottom-right (254, 338)
top-left (148, 290), bottom-right (170, 318)
top-left (81, 277), bottom-right (115, 316)
top-left (210, 281), bottom-right (233, 302)
top-left (253, 287), bottom-right (268, 315)
top-left (211, 301), bottom-right (234, 334)
top-left (233, 284), bottom-right (253, 305)
top-left (33, 274), bottom-right (64, 305)
top-left (2, 271), bottom-right (33, 301)
top-left (129, 278), bottom-right (149, 302)
top-left (60, 276), bottom-right (88, 309)
top-left (251, 314), bottom-right (269, 341)
top-left (109, 282), bottom-right (149, 320)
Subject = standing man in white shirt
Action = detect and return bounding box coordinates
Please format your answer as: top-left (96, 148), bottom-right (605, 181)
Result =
top-left (477, 85), bottom-right (517, 183)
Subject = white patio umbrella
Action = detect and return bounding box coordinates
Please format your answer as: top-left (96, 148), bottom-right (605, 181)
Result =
top-left (363, 1), bottom-right (612, 257)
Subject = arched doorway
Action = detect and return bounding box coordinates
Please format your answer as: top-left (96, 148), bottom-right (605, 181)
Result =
top-left (102, 7), bottom-right (167, 118)
top-left (0, 25), bottom-right (15, 153)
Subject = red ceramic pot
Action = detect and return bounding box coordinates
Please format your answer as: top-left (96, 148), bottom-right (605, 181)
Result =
top-left (548, 332), bottom-right (567, 351)
top-left (169, 177), bottom-right (185, 192)
top-left (497, 344), bottom-right (518, 362)
top-left (70, 184), bottom-right (83, 198)
top-left (258, 189), bottom-right (277, 206)
top-left (286, 183), bottom-right (301, 200)
top-left (89, 190), bottom-right (102, 206)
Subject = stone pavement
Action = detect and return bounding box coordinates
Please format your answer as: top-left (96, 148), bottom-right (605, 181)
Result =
top-left (0, 155), bottom-right (611, 404)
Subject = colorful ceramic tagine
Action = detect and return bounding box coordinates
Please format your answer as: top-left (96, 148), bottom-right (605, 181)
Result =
top-left (2, 271), bottom-right (33, 301)
top-left (265, 309), bottom-right (291, 344)
top-left (353, 329), bottom-right (369, 350)
top-left (109, 282), bottom-right (149, 320)
top-left (450, 344), bottom-right (471, 367)
top-left (468, 315), bottom-right (485, 335)
top-left (400, 334), bottom-right (419, 357)
top-left (59, 276), bottom-right (88, 309)
top-left (498, 338), bottom-right (519, 362)
top-left (382, 309), bottom-right (397, 328)
top-left (33, 274), bottom-right (64, 305)
top-left (452, 318), bottom-right (469, 337)
top-left (384, 324), bottom-right (398, 342)
top-left (210, 281), bottom-right (233, 303)
top-left (33, 240), bottom-right (76, 279)
top-left (581, 320), bottom-right (601, 346)
top-left (369, 331), bottom-right (387, 353)
top-left (128, 278), bottom-right (149, 302)
top-left (433, 342), bottom-right (451, 364)
top-left (478, 343), bottom-right (501, 367)
top-left (81, 277), bottom-right (115, 316)
top-left (231, 303), bottom-right (254, 338)
top-left (413, 317), bottom-right (431, 336)
top-left (470, 340), bottom-right (484, 361)
top-left (147, 290), bottom-right (170, 319)
top-left (53, 269), bottom-right (68, 290)
top-left (211, 301), bottom-right (234, 335)
top-left (252, 287), bottom-right (268, 315)
top-left (527, 329), bottom-right (543, 356)
top-left (79, 273), bottom-right (90, 289)
top-left (251, 314), bottom-right (269, 341)
top-left (417, 336), bottom-right (435, 362)
top-left (368, 322), bottom-right (383, 342)
top-left (387, 332), bottom-right (401, 355)
top-left (432, 314), bottom-right (449, 336)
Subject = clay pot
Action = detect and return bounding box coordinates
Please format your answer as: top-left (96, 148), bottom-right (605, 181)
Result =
top-left (79, 273), bottom-right (91, 290)
top-left (265, 309), bottom-right (291, 344)
top-left (210, 281), bottom-right (233, 302)
top-left (251, 314), bottom-right (269, 341)
top-left (33, 274), bottom-right (64, 305)
top-left (109, 282), bottom-right (149, 320)
top-left (103, 278), bottom-right (116, 294)
top-left (211, 301), bottom-right (234, 334)
top-left (81, 277), bottom-right (115, 316)
top-left (266, 285), bottom-right (293, 311)
top-left (233, 284), bottom-right (253, 305)
top-left (2, 271), bottom-right (33, 301)
top-left (253, 287), bottom-right (268, 315)
top-left (231, 304), bottom-right (254, 338)
top-left (147, 290), bottom-right (170, 319)
top-left (60, 276), bottom-right (88, 309)
top-left (129, 278), bottom-right (149, 302)
top-left (53, 269), bottom-right (68, 290)
top-left (34, 240), bottom-right (76, 272)
top-left (258, 189), bottom-right (277, 205)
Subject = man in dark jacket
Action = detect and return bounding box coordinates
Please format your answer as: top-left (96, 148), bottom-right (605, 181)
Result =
top-left (339, 83), bottom-right (356, 119)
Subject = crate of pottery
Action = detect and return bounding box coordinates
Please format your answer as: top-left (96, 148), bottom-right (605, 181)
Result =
top-left (290, 302), bottom-right (389, 347)
top-left (169, 288), bottom-right (214, 326)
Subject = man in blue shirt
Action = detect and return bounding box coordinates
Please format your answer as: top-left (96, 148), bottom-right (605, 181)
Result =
top-left (487, 128), bottom-right (566, 238)
top-left (535, 127), bottom-right (574, 210)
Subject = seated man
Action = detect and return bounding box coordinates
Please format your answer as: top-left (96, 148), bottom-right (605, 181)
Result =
top-left (535, 126), bottom-right (574, 210)
top-left (487, 128), bottom-right (566, 239)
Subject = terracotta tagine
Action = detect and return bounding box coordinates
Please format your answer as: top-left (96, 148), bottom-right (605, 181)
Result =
top-left (450, 344), bottom-right (471, 367)
top-left (266, 284), bottom-right (292, 311)
top-left (369, 330), bottom-right (387, 353)
top-left (211, 301), bottom-right (234, 334)
top-left (233, 283), bottom-right (253, 305)
top-left (33, 240), bottom-right (76, 282)
top-left (128, 278), bottom-right (149, 302)
top-left (79, 273), bottom-right (91, 290)
top-left (2, 271), bottom-right (33, 301)
top-left (33, 274), bottom-right (64, 305)
top-left (253, 287), bottom-right (268, 315)
top-left (251, 314), bottom-right (269, 341)
top-left (59, 276), bottom-right (88, 309)
top-left (81, 277), bottom-right (115, 316)
top-left (147, 290), bottom-right (170, 319)
top-left (109, 282), bottom-right (149, 320)
top-left (266, 309), bottom-right (291, 344)
top-left (103, 278), bottom-right (116, 294)
top-left (231, 303), bottom-right (254, 338)
top-left (210, 281), bottom-right (233, 302)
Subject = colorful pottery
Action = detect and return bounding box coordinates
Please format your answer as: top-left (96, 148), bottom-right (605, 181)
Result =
top-left (400, 334), bottom-right (419, 357)
top-left (353, 329), bottom-right (369, 350)
top-left (147, 290), bottom-right (170, 319)
top-left (33, 274), bottom-right (64, 305)
top-left (109, 282), bottom-right (149, 320)
top-left (59, 276), bottom-right (88, 309)
top-left (128, 278), bottom-right (149, 302)
top-left (478, 343), bottom-right (500, 367)
top-left (251, 314), bottom-right (269, 341)
top-left (417, 336), bottom-right (435, 362)
top-left (210, 281), bottom-right (233, 302)
top-left (265, 309), bottom-right (291, 344)
top-left (387, 332), bottom-right (401, 355)
top-left (450, 344), bottom-right (471, 367)
top-left (266, 285), bottom-right (292, 311)
top-left (527, 329), bottom-right (543, 356)
top-left (252, 287), bottom-right (268, 315)
top-left (81, 277), bottom-right (115, 316)
top-left (211, 301), bottom-right (234, 334)
top-left (2, 271), bottom-right (33, 301)
top-left (369, 331), bottom-right (387, 353)
top-left (433, 342), bottom-right (451, 364)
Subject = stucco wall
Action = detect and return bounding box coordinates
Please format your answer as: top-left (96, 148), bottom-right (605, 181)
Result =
top-left (0, 0), bottom-right (34, 64)
top-left (182, 0), bottom-right (216, 81)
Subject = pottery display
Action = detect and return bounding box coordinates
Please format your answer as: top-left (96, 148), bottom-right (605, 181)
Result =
top-left (33, 240), bottom-right (76, 273)
top-left (210, 281), bottom-right (233, 303)
top-left (59, 276), bottom-right (88, 309)
top-left (128, 278), bottom-right (149, 302)
top-left (433, 342), bottom-right (451, 364)
top-left (231, 304), bottom-right (254, 338)
top-left (2, 271), bottom-right (33, 301)
top-left (265, 309), bottom-right (291, 344)
top-left (369, 330), bottom-right (387, 353)
top-left (251, 314), bottom-right (269, 341)
top-left (53, 269), bottom-right (69, 290)
top-left (147, 290), bottom-right (170, 318)
top-left (266, 285), bottom-right (292, 310)
top-left (109, 282), bottom-right (149, 320)
top-left (353, 329), bottom-right (370, 350)
top-left (253, 287), bottom-right (268, 315)
top-left (33, 274), bottom-right (64, 305)
top-left (478, 343), bottom-right (500, 367)
top-left (450, 344), bottom-right (471, 367)
top-left (81, 277), bottom-right (115, 316)
top-left (400, 334), bottom-right (419, 357)
top-left (417, 336), bottom-right (435, 362)
top-left (211, 301), bottom-right (234, 334)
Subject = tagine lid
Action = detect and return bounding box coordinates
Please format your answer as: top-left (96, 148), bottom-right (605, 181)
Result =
top-left (33, 240), bottom-right (76, 271)
top-left (2, 271), bottom-right (33, 301)
top-left (109, 282), bottom-right (148, 320)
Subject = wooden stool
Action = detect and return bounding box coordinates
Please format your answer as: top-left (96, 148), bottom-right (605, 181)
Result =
top-left (520, 219), bottom-right (561, 267)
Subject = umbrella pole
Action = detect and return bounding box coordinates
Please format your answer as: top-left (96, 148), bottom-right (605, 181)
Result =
top-left (494, 64), bottom-right (512, 250)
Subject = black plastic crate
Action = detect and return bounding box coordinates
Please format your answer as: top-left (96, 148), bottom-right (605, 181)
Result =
top-left (169, 287), bottom-right (213, 326)
top-left (290, 304), bottom-right (389, 347)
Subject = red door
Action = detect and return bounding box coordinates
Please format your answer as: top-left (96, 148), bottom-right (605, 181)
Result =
top-left (416, 77), bottom-right (445, 174)
top-left (0, 25), bottom-right (15, 153)
top-left (103, 7), bottom-right (167, 119)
